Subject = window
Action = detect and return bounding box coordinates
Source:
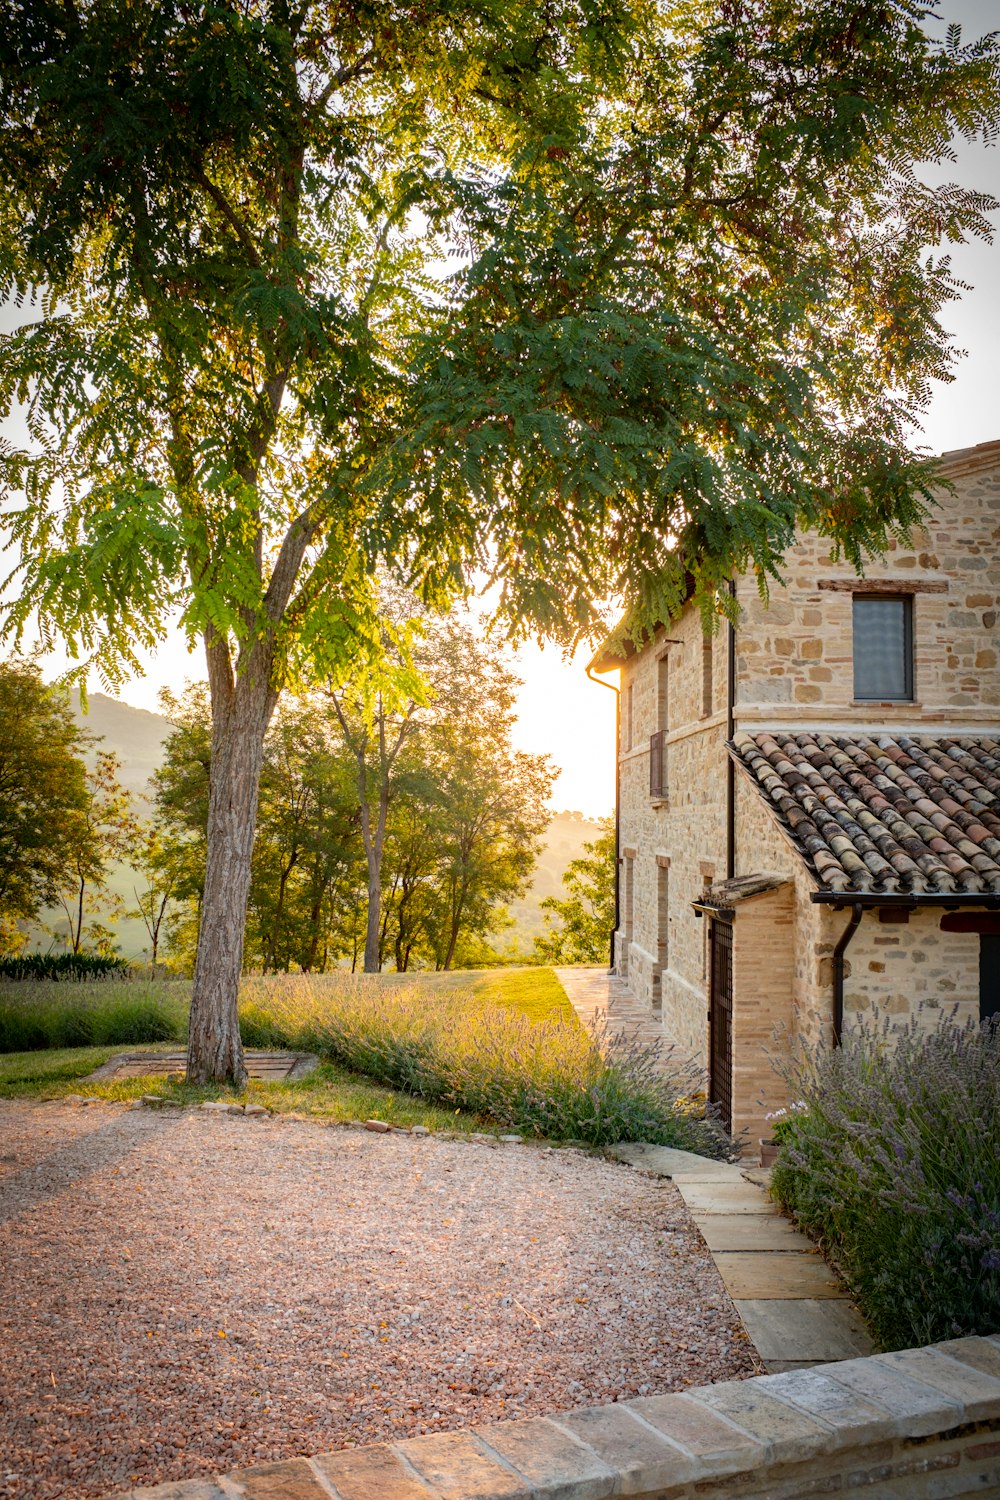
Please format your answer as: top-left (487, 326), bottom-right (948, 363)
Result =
top-left (702, 634), bottom-right (713, 716)
top-left (853, 595), bottom-right (913, 701)
top-left (656, 863), bottom-right (669, 970)
top-left (657, 654), bottom-right (670, 733)
top-left (649, 731), bottom-right (666, 798)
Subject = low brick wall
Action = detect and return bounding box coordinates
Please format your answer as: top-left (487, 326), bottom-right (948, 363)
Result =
top-left (110, 1336), bottom-right (1000, 1500)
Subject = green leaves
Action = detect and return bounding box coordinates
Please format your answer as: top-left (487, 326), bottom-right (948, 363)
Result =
top-left (0, 0), bottom-right (997, 678)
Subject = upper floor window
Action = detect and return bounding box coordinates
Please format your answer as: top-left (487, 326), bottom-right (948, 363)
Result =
top-left (853, 595), bottom-right (913, 701)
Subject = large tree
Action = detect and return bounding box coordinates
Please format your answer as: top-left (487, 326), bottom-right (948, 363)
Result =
top-left (1, 1), bottom-right (997, 1080)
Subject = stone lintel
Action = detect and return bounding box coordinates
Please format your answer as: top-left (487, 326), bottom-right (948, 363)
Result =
top-left (817, 577), bottom-right (949, 593)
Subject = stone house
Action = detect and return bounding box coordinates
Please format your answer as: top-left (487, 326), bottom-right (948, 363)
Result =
top-left (589, 439), bottom-right (1000, 1147)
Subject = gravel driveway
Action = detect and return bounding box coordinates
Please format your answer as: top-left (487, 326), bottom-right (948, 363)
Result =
top-left (0, 1099), bottom-right (757, 1500)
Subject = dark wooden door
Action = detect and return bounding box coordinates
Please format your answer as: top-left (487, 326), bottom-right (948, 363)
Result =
top-left (982, 935), bottom-right (1000, 1023)
top-left (709, 917), bottom-right (733, 1131)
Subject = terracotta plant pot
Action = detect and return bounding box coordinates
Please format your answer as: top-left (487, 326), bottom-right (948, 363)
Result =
top-left (759, 1139), bottom-right (779, 1169)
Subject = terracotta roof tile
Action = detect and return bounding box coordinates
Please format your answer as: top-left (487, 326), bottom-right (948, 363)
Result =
top-left (731, 732), bottom-right (1000, 895)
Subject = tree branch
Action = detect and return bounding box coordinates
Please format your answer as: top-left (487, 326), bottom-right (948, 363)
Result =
top-left (195, 171), bottom-right (263, 270)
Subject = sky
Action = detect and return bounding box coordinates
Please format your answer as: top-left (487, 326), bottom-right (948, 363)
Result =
top-left (2, 0), bottom-right (999, 820)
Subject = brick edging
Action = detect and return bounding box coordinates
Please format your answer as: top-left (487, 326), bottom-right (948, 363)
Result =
top-left (104, 1336), bottom-right (1000, 1499)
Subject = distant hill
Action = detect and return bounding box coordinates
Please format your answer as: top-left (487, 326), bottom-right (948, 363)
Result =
top-left (506, 809), bottom-right (608, 953)
top-left (71, 692), bottom-right (172, 795)
top-left (33, 695), bottom-right (176, 958)
top-left (45, 694), bottom-right (608, 961)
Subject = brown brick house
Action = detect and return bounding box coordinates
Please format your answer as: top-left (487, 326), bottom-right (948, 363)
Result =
top-left (590, 440), bottom-right (1000, 1147)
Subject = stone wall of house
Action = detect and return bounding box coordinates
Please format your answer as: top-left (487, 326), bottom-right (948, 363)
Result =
top-left (614, 593), bottom-right (733, 1064)
top-left (732, 461), bottom-right (1000, 725)
top-left (611, 450), bottom-right (1000, 1140)
top-left (728, 883), bottom-right (797, 1144)
top-left (843, 907), bottom-right (981, 1030)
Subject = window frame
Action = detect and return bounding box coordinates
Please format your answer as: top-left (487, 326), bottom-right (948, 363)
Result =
top-left (852, 592), bottom-right (914, 702)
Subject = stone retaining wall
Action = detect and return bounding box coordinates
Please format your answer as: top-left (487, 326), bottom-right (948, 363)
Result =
top-left (110, 1336), bottom-right (1000, 1500)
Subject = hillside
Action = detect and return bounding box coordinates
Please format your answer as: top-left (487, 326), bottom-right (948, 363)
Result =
top-left (506, 809), bottom-right (607, 953)
top-left (43, 695), bottom-right (608, 961)
top-left (71, 692), bottom-right (171, 795)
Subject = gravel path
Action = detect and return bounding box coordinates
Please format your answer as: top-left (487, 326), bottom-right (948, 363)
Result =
top-left (0, 1100), bottom-right (757, 1500)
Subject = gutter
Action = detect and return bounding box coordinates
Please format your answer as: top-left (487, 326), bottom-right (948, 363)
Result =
top-left (586, 662), bottom-right (621, 972)
top-left (811, 891), bottom-right (1000, 910)
top-left (831, 902), bottom-right (863, 1047)
top-left (726, 578), bottom-right (737, 881)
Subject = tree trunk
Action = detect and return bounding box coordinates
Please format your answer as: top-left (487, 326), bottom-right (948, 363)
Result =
top-left (187, 662), bottom-right (274, 1085)
top-left (360, 777), bottom-right (389, 974)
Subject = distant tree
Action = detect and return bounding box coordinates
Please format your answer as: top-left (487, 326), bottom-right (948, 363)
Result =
top-left (127, 819), bottom-right (186, 974)
top-left (55, 750), bottom-right (136, 954)
top-left (249, 700), bottom-right (362, 972)
top-left (326, 592), bottom-right (429, 974)
top-left (535, 819), bottom-right (615, 965)
top-left (0, 658), bottom-right (89, 950)
top-left (423, 726), bottom-right (553, 972)
top-left (3, 2), bottom-right (998, 1078)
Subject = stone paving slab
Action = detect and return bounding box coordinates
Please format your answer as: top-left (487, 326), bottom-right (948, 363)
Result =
top-left (735, 1299), bottom-right (875, 1364)
top-left (714, 1252), bottom-right (846, 1301)
top-left (674, 1179), bottom-right (777, 1215)
top-left (692, 1214), bottom-right (814, 1252)
top-left (553, 967), bottom-right (671, 1062)
top-left (606, 1142), bottom-right (739, 1181)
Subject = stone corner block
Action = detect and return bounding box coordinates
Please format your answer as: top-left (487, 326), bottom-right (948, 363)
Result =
top-left (876, 1344), bottom-right (1000, 1422)
top-left (934, 1334), bottom-right (1000, 1384)
top-left (475, 1414), bottom-right (616, 1500)
top-left (396, 1429), bottom-right (530, 1500)
top-left (626, 1390), bottom-right (767, 1477)
top-left (550, 1402), bottom-right (697, 1496)
top-left (225, 1457), bottom-right (332, 1500)
top-left (812, 1352), bottom-right (964, 1438)
top-left (752, 1368), bottom-right (892, 1444)
top-left (694, 1376), bottom-right (837, 1463)
top-left (313, 1443), bottom-right (441, 1500)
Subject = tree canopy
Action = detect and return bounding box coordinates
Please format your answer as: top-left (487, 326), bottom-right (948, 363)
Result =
top-left (0, 658), bottom-right (90, 948)
top-left (534, 817), bottom-right (615, 965)
top-left (2, 1), bottom-right (998, 661)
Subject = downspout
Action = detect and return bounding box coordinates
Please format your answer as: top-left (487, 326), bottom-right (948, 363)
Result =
top-left (726, 577), bottom-right (737, 880)
top-left (587, 663), bottom-right (621, 972)
top-left (832, 902), bottom-right (864, 1047)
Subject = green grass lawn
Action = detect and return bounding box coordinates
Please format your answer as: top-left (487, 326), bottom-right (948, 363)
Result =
top-left (0, 1046), bottom-right (492, 1132)
top-left (0, 966), bottom-right (577, 1133)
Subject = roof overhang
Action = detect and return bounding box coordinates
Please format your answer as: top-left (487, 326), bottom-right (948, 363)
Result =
top-left (811, 891), bottom-right (1000, 911)
top-left (934, 438), bottom-right (1000, 481)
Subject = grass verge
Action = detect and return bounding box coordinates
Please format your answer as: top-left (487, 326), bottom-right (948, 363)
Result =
top-left (0, 1047), bottom-right (487, 1132)
top-left (0, 967), bottom-right (736, 1156)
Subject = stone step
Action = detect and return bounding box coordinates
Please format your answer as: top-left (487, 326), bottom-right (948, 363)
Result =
top-left (735, 1297), bottom-right (875, 1365)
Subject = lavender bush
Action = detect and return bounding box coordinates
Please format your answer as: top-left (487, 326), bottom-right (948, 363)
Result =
top-left (240, 974), bottom-right (738, 1159)
top-left (771, 1011), bottom-right (1000, 1349)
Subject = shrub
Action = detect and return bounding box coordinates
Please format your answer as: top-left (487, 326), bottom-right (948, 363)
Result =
top-left (0, 979), bottom-right (188, 1052)
top-left (771, 1011), bottom-right (1000, 1350)
top-left (0, 953), bottom-right (129, 982)
top-left (237, 973), bottom-right (738, 1158)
